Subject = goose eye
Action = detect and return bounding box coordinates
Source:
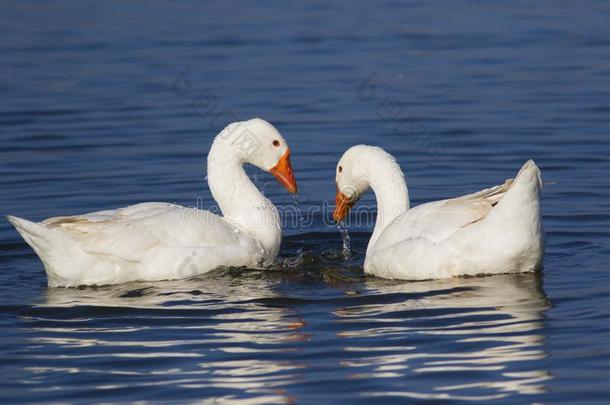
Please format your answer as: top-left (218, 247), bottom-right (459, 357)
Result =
top-left (272, 140), bottom-right (280, 147)
top-left (338, 166), bottom-right (343, 173)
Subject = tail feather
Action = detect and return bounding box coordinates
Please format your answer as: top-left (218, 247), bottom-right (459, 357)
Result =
top-left (7, 215), bottom-right (53, 254)
top-left (490, 159), bottom-right (542, 217)
top-left (7, 215), bottom-right (82, 287)
top-left (514, 159), bottom-right (542, 189)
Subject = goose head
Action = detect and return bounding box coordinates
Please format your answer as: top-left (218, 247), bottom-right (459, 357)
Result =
top-left (223, 118), bottom-right (297, 193)
top-left (333, 145), bottom-right (407, 222)
top-left (333, 145), bottom-right (373, 222)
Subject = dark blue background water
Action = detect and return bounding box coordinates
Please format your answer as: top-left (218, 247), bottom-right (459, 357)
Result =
top-left (2, 1), bottom-right (610, 403)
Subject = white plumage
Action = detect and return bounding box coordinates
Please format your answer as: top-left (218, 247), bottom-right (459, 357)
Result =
top-left (8, 118), bottom-right (297, 287)
top-left (334, 145), bottom-right (544, 280)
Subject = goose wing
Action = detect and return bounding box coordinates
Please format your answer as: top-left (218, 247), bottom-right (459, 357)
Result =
top-left (42, 202), bottom-right (244, 263)
top-left (376, 179), bottom-right (514, 247)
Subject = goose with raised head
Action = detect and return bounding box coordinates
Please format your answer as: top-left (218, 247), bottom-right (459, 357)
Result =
top-left (8, 118), bottom-right (297, 287)
top-left (333, 145), bottom-right (544, 280)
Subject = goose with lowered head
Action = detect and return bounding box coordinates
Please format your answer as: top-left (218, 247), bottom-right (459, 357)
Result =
top-left (333, 145), bottom-right (544, 280)
top-left (8, 118), bottom-right (297, 287)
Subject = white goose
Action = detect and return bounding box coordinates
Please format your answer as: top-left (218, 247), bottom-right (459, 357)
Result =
top-left (333, 145), bottom-right (544, 280)
top-left (8, 118), bottom-right (297, 287)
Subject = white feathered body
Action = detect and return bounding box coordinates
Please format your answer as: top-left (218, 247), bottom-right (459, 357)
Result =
top-left (8, 202), bottom-right (269, 287)
top-left (7, 118), bottom-right (290, 287)
top-left (364, 160), bottom-right (544, 280)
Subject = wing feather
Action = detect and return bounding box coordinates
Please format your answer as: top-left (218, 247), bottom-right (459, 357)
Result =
top-left (42, 203), bottom-right (242, 263)
top-left (376, 178), bottom-right (514, 247)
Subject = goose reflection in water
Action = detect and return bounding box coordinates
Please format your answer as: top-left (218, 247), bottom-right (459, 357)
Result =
top-left (334, 273), bottom-right (551, 401)
top-left (29, 268), bottom-right (550, 403)
top-left (32, 270), bottom-right (308, 403)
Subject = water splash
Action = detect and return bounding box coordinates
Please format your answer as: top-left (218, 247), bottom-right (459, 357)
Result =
top-left (291, 194), bottom-right (305, 232)
top-left (337, 221), bottom-right (352, 260)
top-left (252, 172), bottom-right (270, 195)
top-left (291, 194), bottom-right (306, 256)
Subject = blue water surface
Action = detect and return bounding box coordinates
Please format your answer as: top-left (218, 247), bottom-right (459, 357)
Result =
top-left (1, 1), bottom-right (610, 403)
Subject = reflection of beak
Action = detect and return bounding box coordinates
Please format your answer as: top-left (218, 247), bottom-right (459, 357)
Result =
top-left (270, 148), bottom-right (297, 194)
top-left (333, 187), bottom-right (358, 222)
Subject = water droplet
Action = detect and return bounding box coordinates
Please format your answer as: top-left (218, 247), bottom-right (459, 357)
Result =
top-left (291, 194), bottom-right (306, 255)
top-left (252, 171), bottom-right (270, 195)
top-left (337, 221), bottom-right (351, 260)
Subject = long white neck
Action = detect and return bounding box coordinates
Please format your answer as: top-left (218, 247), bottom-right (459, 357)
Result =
top-left (206, 135), bottom-right (281, 258)
top-left (363, 153), bottom-right (410, 255)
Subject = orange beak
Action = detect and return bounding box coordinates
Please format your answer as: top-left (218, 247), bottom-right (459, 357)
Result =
top-left (333, 187), bottom-right (358, 222)
top-left (270, 148), bottom-right (297, 194)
